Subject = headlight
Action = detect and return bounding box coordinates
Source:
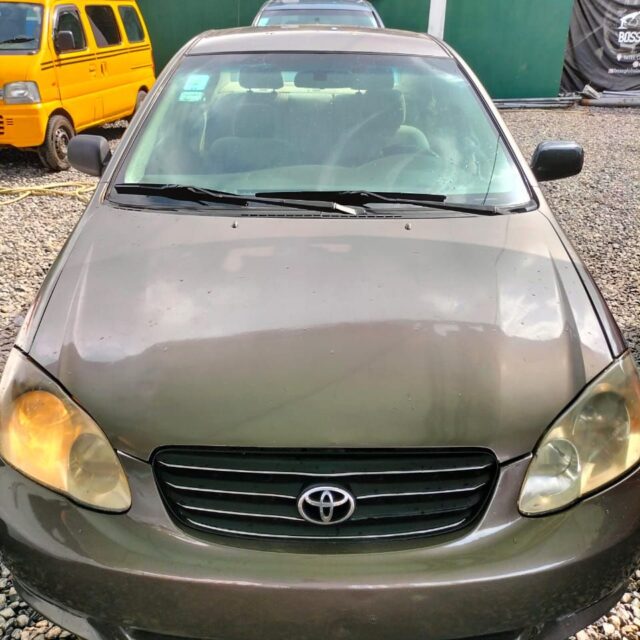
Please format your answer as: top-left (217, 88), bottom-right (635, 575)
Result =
top-left (3, 81), bottom-right (41, 104)
top-left (0, 349), bottom-right (131, 512)
top-left (519, 352), bottom-right (640, 515)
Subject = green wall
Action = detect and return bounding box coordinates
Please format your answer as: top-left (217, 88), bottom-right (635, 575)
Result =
top-left (137, 0), bottom-right (432, 71)
top-left (443, 0), bottom-right (574, 99)
top-left (137, 0), bottom-right (265, 70)
top-left (372, 0), bottom-right (430, 32)
top-left (137, 0), bottom-right (572, 98)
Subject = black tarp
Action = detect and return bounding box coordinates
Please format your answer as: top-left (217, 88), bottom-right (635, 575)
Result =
top-left (563, 0), bottom-right (640, 92)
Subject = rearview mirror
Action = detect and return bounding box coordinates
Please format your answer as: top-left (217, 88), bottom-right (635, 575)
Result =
top-left (68, 135), bottom-right (111, 177)
top-left (530, 141), bottom-right (584, 182)
top-left (54, 30), bottom-right (76, 53)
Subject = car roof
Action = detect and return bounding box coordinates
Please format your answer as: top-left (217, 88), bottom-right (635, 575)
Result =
top-left (189, 27), bottom-right (449, 58)
top-left (260, 0), bottom-right (375, 12)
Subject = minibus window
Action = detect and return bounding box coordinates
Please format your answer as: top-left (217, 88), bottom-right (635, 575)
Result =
top-left (0, 3), bottom-right (43, 51)
top-left (54, 7), bottom-right (86, 51)
top-left (86, 5), bottom-right (121, 47)
top-left (118, 5), bottom-right (144, 43)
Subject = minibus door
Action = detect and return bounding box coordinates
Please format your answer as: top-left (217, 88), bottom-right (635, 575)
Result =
top-left (51, 4), bottom-right (102, 128)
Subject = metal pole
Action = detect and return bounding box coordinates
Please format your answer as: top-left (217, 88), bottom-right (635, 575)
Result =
top-left (427, 0), bottom-right (448, 38)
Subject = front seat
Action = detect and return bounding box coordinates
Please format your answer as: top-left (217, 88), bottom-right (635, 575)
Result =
top-left (332, 88), bottom-right (406, 166)
top-left (207, 65), bottom-right (294, 173)
top-left (332, 68), bottom-right (429, 166)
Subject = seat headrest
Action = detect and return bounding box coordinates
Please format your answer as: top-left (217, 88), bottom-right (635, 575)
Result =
top-left (239, 65), bottom-right (284, 90)
top-left (359, 90), bottom-right (406, 134)
top-left (294, 70), bottom-right (352, 89)
top-left (353, 67), bottom-right (395, 92)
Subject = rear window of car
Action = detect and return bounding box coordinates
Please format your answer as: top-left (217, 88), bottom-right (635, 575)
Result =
top-left (86, 5), bottom-right (121, 47)
top-left (118, 5), bottom-right (144, 43)
top-left (257, 9), bottom-right (378, 27)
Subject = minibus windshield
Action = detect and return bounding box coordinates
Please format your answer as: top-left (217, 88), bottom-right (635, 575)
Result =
top-left (0, 3), bottom-right (43, 51)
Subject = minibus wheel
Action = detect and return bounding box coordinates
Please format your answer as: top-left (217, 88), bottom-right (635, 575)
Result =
top-left (38, 115), bottom-right (75, 172)
top-left (135, 89), bottom-right (148, 113)
top-left (127, 90), bottom-right (148, 123)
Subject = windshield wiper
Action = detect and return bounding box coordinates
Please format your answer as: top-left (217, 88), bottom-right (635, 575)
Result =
top-left (114, 184), bottom-right (512, 217)
top-left (254, 190), bottom-right (510, 216)
top-left (0, 37), bottom-right (35, 44)
top-left (113, 184), bottom-right (360, 215)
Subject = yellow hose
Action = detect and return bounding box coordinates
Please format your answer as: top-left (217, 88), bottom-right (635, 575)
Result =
top-left (0, 181), bottom-right (96, 207)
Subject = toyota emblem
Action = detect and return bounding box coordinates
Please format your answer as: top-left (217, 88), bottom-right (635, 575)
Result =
top-left (297, 485), bottom-right (356, 525)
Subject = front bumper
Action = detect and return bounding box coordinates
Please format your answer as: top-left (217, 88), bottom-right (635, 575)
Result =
top-left (1, 454), bottom-right (639, 640)
top-left (0, 103), bottom-right (48, 148)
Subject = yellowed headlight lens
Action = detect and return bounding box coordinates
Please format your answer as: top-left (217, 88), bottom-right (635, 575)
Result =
top-left (6, 390), bottom-right (79, 488)
top-left (520, 352), bottom-right (640, 515)
top-left (0, 351), bottom-right (131, 512)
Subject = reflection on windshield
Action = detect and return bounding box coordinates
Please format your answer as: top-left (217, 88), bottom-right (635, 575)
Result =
top-left (0, 3), bottom-right (42, 51)
top-left (120, 53), bottom-right (531, 208)
top-left (257, 10), bottom-right (378, 27)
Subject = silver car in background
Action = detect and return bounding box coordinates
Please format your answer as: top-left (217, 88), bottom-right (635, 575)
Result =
top-left (1, 26), bottom-right (640, 640)
top-left (253, 0), bottom-right (384, 27)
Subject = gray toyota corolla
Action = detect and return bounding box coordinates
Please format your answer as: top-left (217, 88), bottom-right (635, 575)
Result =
top-left (1, 26), bottom-right (640, 640)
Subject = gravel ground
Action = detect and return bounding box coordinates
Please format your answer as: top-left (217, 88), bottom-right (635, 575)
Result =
top-left (0, 107), bottom-right (639, 639)
top-left (502, 108), bottom-right (640, 359)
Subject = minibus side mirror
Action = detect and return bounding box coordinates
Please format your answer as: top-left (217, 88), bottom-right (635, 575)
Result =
top-left (530, 141), bottom-right (584, 182)
top-left (68, 135), bottom-right (112, 177)
top-left (55, 30), bottom-right (76, 53)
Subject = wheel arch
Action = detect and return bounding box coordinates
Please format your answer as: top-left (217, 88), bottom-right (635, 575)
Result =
top-left (47, 108), bottom-right (76, 132)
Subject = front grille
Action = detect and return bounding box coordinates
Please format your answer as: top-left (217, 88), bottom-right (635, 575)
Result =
top-left (0, 116), bottom-right (4, 136)
top-left (154, 448), bottom-right (498, 541)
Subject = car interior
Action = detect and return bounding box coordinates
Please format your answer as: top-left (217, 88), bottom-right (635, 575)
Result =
top-left (133, 56), bottom-right (529, 204)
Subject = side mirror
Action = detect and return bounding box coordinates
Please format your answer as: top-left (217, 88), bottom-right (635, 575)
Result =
top-left (68, 135), bottom-right (111, 177)
top-left (530, 141), bottom-right (584, 182)
top-left (54, 30), bottom-right (76, 53)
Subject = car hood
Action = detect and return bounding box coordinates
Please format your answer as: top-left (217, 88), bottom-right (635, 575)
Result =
top-left (30, 206), bottom-right (612, 462)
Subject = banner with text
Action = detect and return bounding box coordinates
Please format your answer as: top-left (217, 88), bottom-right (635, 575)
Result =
top-left (563, 0), bottom-right (640, 91)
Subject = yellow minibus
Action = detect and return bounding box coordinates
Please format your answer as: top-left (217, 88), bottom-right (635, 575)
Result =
top-left (0, 0), bottom-right (154, 170)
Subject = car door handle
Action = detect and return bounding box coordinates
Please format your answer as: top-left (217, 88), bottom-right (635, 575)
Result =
top-left (88, 64), bottom-right (97, 73)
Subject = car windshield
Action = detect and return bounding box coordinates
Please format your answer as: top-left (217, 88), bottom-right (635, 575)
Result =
top-left (257, 9), bottom-right (378, 27)
top-left (0, 2), bottom-right (42, 51)
top-left (117, 52), bottom-right (531, 209)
